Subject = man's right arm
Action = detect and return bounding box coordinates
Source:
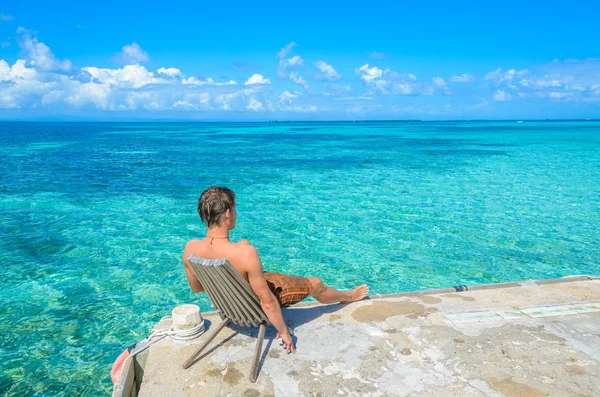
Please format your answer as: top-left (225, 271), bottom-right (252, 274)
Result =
top-left (240, 245), bottom-right (296, 353)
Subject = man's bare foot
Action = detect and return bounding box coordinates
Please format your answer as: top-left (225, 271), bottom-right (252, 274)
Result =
top-left (341, 284), bottom-right (369, 303)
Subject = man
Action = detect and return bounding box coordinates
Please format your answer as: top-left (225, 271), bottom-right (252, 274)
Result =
top-left (182, 186), bottom-right (369, 354)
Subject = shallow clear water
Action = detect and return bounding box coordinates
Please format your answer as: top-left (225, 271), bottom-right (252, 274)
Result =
top-left (1, 121), bottom-right (599, 395)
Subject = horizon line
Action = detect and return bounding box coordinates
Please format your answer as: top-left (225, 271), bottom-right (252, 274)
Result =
top-left (1, 118), bottom-right (599, 123)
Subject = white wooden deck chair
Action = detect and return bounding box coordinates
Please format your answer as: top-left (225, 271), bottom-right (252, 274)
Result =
top-left (182, 255), bottom-right (271, 383)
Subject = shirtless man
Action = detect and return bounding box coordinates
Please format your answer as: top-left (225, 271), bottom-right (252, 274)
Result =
top-left (182, 186), bottom-right (369, 354)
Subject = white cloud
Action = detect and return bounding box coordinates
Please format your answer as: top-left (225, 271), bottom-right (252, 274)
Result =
top-left (484, 60), bottom-right (600, 103)
top-left (277, 55), bottom-right (304, 77)
top-left (282, 55), bottom-right (303, 67)
top-left (394, 84), bottom-right (417, 95)
top-left (493, 90), bottom-right (511, 101)
top-left (280, 105), bottom-right (317, 113)
top-left (357, 64), bottom-right (383, 82)
top-left (16, 27), bottom-right (72, 72)
top-left (314, 61), bottom-right (340, 81)
top-left (289, 71), bottom-right (308, 88)
top-left (485, 68), bottom-right (527, 84)
top-left (171, 93), bottom-right (211, 111)
top-left (114, 42), bottom-right (149, 65)
top-left (244, 74), bottom-right (270, 85)
top-left (279, 90), bottom-right (299, 104)
top-left (182, 76), bottom-right (237, 86)
top-left (432, 77), bottom-right (447, 87)
top-left (1, 59), bottom-right (37, 81)
top-left (66, 81), bottom-right (112, 109)
top-left (0, 59), bottom-right (14, 81)
top-left (246, 97), bottom-right (264, 111)
top-left (6, 26), bottom-right (600, 117)
top-left (451, 74), bottom-right (474, 82)
top-left (157, 67), bottom-right (182, 78)
top-left (277, 42), bottom-right (297, 59)
top-left (83, 65), bottom-right (167, 88)
top-left (0, 13), bottom-right (14, 21)
top-left (356, 65), bottom-right (439, 96)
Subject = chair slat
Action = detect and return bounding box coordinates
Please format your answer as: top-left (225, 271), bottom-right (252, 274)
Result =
top-left (218, 265), bottom-right (267, 323)
top-left (192, 264), bottom-right (239, 323)
top-left (209, 268), bottom-right (250, 326)
top-left (213, 265), bottom-right (263, 326)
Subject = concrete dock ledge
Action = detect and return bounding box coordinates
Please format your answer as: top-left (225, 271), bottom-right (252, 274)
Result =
top-left (115, 275), bottom-right (600, 397)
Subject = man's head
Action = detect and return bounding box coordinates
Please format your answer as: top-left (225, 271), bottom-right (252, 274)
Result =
top-left (197, 186), bottom-right (237, 229)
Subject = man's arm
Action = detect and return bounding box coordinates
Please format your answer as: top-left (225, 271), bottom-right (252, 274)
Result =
top-left (182, 249), bottom-right (204, 293)
top-left (241, 245), bottom-right (296, 353)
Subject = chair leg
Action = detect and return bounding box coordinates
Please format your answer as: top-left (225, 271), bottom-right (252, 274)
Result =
top-left (182, 318), bottom-right (230, 369)
top-left (249, 323), bottom-right (266, 383)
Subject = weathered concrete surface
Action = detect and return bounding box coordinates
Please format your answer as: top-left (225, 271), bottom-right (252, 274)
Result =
top-left (138, 278), bottom-right (600, 396)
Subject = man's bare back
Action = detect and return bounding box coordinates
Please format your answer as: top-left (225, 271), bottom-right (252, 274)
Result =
top-left (182, 238), bottom-right (254, 289)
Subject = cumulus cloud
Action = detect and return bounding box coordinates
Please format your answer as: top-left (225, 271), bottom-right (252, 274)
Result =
top-left (0, 13), bottom-right (14, 21)
top-left (289, 71), bottom-right (308, 88)
top-left (244, 74), bottom-right (270, 85)
top-left (114, 42), bottom-right (149, 65)
top-left (432, 76), bottom-right (451, 94)
top-left (356, 64), bottom-right (443, 96)
top-left (314, 61), bottom-right (340, 81)
top-left (485, 68), bottom-right (528, 85)
top-left (83, 65), bottom-right (167, 88)
top-left (157, 67), bottom-right (182, 78)
top-left (279, 90), bottom-right (299, 104)
top-left (246, 97), bottom-right (264, 111)
top-left (172, 93), bottom-right (211, 111)
top-left (275, 42), bottom-right (310, 90)
top-left (6, 25), bottom-right (600, 117)
top-left (451, 74), bottom-right (474, 82)
top-left (431, 77), bottom-right (447, 88)
top-left (493, 90), bottom-right (511, 101)
top-left (16, 27), bottom-right (72, 72)
top-left (357, 64), bottom-right (383, 82)
top-left (484, 59), bottom-right (600, 103)
top-left (281, 55), bottom-right (303, 68)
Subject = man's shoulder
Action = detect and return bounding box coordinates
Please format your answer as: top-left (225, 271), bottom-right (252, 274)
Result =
top-left (183, 239), bottom-right (201, 252)
top-left (230, 241), bottom-right (258, 258)
top-left (228, 242), bottom-right (260, 271)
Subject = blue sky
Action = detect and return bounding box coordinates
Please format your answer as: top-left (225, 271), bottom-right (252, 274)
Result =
top-left (1, 1), bottom-right (599, 120)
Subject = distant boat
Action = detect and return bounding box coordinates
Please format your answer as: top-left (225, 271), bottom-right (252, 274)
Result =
top-left (516, 120), bottom-right (524, 123)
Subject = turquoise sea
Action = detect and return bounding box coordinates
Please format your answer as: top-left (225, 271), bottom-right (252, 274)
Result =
top-left (1, 121), bottom-right (599, 395)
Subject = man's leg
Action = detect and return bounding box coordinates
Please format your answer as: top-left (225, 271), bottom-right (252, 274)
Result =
top-left (308, 277), bottom-right (369, 304)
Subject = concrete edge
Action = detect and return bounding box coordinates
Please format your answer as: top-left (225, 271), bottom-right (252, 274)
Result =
top-left (197, 274), bottom-right (599, 314)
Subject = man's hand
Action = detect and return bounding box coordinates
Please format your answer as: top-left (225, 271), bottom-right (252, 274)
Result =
top-left (276, 330), bottom-right (296, 354)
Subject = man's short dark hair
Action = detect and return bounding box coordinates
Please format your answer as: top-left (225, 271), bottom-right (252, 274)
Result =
top-left (198, 186), bottom-right (236, 228)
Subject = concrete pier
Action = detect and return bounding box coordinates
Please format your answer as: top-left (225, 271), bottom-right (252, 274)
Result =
top-left (133, 276), bottom-right (600, 396)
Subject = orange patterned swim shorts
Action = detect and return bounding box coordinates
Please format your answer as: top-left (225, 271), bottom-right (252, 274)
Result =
top-left (263, 272), bottom-right (313, 306)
